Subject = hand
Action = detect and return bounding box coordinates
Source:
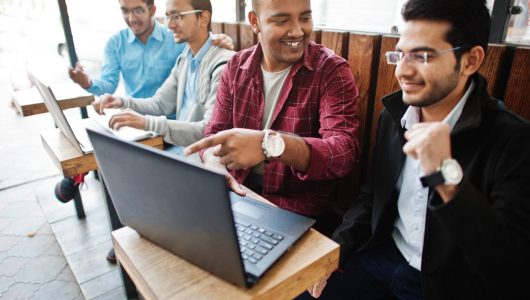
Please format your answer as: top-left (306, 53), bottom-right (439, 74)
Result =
top-left (203, 145), bottom-right (246, 196)
top-left (402, 122), bottom-right (452, 175)
top-left (68, 63), bottom-right (91, 89)
top-left (92, 94), bottom-right (123, 115)
top-left (185, 128), bottom-right (265, 170)
top-left (212, 33), bottom-right (234, 50)
top-left (307, 274), bottom-right (331, 298)
top-left (108, 109), bottom-right (146, 130)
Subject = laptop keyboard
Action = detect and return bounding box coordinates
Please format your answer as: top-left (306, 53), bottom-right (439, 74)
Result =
top-left (235, 220), bottom-right (284, 264)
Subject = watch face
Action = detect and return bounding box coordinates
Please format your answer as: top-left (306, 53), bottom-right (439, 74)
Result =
top-left (267, 135), bottom-right (285, 157)
top-left (441, 159), bottom-right (463, 185)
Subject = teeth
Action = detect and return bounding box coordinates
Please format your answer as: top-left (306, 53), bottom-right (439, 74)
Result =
top-left (285, 41), bottom-right (301, 47)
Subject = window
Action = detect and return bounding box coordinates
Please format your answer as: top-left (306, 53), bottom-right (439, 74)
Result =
top-left (243, 0), bottom-right (405, 33)
top-left (504, 0), bottom-right (530, 45)
top-left (211, 0), bottom-right (236, 22)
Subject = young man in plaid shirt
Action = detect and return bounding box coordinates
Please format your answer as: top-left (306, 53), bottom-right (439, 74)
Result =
top-left (186, 0), bottom-right (360, 237)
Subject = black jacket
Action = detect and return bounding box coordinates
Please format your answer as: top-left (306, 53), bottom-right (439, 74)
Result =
top-left (333, 74), bottom-right (530, 299)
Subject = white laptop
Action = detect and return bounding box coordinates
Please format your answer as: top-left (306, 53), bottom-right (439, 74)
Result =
top-left (28, 72), bottom-right (157, 154)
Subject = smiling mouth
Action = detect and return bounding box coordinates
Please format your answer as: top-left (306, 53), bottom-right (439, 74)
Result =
top-left (283, 40), bottom-right (303, 48)
top-left (400, 81), bottom-right (424, 92)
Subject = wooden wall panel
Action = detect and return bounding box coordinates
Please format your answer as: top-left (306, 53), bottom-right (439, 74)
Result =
top-left (370, 35), bottom-right (400, 157)
top-left (224, 22), bottom-right (240, 51)
top-left (211, 22), bottom-right (224, 34)
top-left (504, 47), bottom-right (530, 120)
top-left (479, 44), bottom-right (511, 99)
top-left (321, 30), bottom-right (349, 58)
top-left (311, 29), bottom-right (322, 44)
top-left (333, 33), bottom-right (381, 213)
top-left (239, 23), bottom-right (257, 50)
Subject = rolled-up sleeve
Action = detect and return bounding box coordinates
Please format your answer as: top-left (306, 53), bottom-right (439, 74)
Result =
top-left (297, 59), bottom-right (360, 181)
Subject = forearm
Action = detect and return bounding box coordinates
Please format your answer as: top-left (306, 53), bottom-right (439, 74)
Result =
top-left (277, 133), bottom-right (311, 172)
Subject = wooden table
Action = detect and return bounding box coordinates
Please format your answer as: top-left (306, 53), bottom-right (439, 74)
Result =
top-left (40, 127), bottom-right (164, 178)
top-left (12, 82), bottom-right (95, 117)
top-left (41, 127), bottom-right (164, 298)
top-left (112, 193), bottom-right (340, 299)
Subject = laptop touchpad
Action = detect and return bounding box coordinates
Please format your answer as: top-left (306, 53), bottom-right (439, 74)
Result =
top-left (232, 201), bottom-right (265, 219)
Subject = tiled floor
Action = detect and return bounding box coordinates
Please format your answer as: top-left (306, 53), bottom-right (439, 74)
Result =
top-left (0, 12), bottom-right (126, 300)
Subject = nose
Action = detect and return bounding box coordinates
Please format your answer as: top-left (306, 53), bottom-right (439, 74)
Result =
top-left (395, 58), bottom-right (415, 79)
top-left (287, 21), bottom-right (304, 38)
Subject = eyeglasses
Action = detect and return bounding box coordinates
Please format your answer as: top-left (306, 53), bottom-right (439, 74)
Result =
top-left (164, 10), bottom-right (203, 24)
top-left (385, 46), bottom-right (468, 65)
top-left (121, 5), bottom-right (151, 17)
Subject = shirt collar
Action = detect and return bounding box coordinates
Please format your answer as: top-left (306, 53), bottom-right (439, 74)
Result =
top-left (127, 19), bottom-right (162, 44)
top-left (400, 80), bottom-right (475, 131)
top-left (186, 32), bottom-right (213, 63)
top-left (241, 41), bottom-right (318, 72)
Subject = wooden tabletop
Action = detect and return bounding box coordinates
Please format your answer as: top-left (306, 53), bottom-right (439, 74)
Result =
top-left (112, 206), bottom-right (339, 299)
top-left (40, 127), bottom-right (164, 177)
top-left (12, 82), bottom-right (95, 116)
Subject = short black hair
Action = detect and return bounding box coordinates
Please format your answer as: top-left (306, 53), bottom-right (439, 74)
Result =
top-left (190, 0), bottom-right (213, 32)
top-left (402, 0), bottom-right (490, 61)
top-left (119, 0), bottom-right (154, 7)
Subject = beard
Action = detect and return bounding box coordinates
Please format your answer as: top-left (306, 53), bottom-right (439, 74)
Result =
top-left (402, 69), bottom-right (460, 108)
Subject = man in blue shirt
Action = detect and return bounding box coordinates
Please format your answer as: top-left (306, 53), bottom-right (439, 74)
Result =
top-left (93, 0), bottom-right (234, 155)
top-left (68, 0), bottom-right (232, 102)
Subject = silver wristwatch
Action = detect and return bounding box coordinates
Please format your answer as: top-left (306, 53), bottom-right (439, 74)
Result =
top-left (261, 129), bottom-right (285, 160)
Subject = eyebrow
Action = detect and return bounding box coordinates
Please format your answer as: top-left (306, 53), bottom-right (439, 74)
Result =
top-left (395, 46), bottom-right (436, 52)
top-left (270, 9), bottom-right (312, 18)
top-left (121, 5), bottom-right (144, 10)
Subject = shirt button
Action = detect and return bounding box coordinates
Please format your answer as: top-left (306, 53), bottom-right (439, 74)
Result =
top-left (413, 224), bottom-right (419, 231)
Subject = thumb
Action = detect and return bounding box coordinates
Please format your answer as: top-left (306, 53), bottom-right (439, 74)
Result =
top-left (228, 176), bottom-right (246, 196)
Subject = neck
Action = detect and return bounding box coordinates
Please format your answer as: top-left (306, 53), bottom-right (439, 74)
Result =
top-left (188, 30), bottom-right (209, 56)
top-left (261, 48), bottom-right (293, 72)
top-left (138, 19), bottom-right (155, 44)
top-left (420, 79), bottom-right (469, 122)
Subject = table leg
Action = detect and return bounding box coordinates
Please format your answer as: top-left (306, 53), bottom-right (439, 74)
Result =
top-left (73, 186), bottom-right (86, 219)
top-left (99, 175), bottom-right (138, 299)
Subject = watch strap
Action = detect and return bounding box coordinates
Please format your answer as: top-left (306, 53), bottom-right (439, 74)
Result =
top-left (420, 171), bottom-right (445, 187)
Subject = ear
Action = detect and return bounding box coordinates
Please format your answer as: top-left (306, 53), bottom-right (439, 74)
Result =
top-left (200, 10), bottom-right (211, 29)
top-left (461, 45), bottom-right (485, 76)
top-left (150, 4), bottom-right (156, 16)
top-left (249, 10), bottom-right (260, 34)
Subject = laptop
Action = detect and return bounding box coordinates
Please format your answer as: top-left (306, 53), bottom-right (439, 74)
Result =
top-left (86, 129), bottom-right (315, 288)
top-left (28, 72), bottom-right (156, 154)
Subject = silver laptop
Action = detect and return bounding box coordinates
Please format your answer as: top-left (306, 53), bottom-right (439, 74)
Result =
top-left (86, 129), bottom-right (315, 288)
top-left (28, 72), bottom-right (156, 154)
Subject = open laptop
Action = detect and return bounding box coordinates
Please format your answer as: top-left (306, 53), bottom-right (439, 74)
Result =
top-left (28, 72), bottom-right (156, 154)
top-left (86, 129), bottom-right (315, 288)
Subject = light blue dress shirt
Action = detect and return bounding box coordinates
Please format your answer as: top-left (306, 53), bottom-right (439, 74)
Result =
top-left (392, 81), bottom-right (475, 271)
top-left (178, 33), bottom-right (213, 121)
top-left (87, 21), bottom-right (185, 101)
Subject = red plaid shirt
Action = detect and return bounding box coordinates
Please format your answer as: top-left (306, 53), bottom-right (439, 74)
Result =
top-left (205, 42), bottom-right (360, 215)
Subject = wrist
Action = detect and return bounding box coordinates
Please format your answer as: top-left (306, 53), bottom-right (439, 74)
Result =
top-left (82, 78), bottom-right (92, 89)
top-left (261, 129), bottom-right (285, 161)
top-left (420, 158), bottom-right (463, 188)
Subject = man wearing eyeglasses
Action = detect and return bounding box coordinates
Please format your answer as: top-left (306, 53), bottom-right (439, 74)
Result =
top-left (92, 0), bottom-right (234, 150)
top-left (68, 0), bottom-right (232, 109)
top-left (185, 0), bottom-right (360, 238)
top-left (306, 0), bottom-right (530, 299)
top-left (85, 0), bottom-right (234, 264)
